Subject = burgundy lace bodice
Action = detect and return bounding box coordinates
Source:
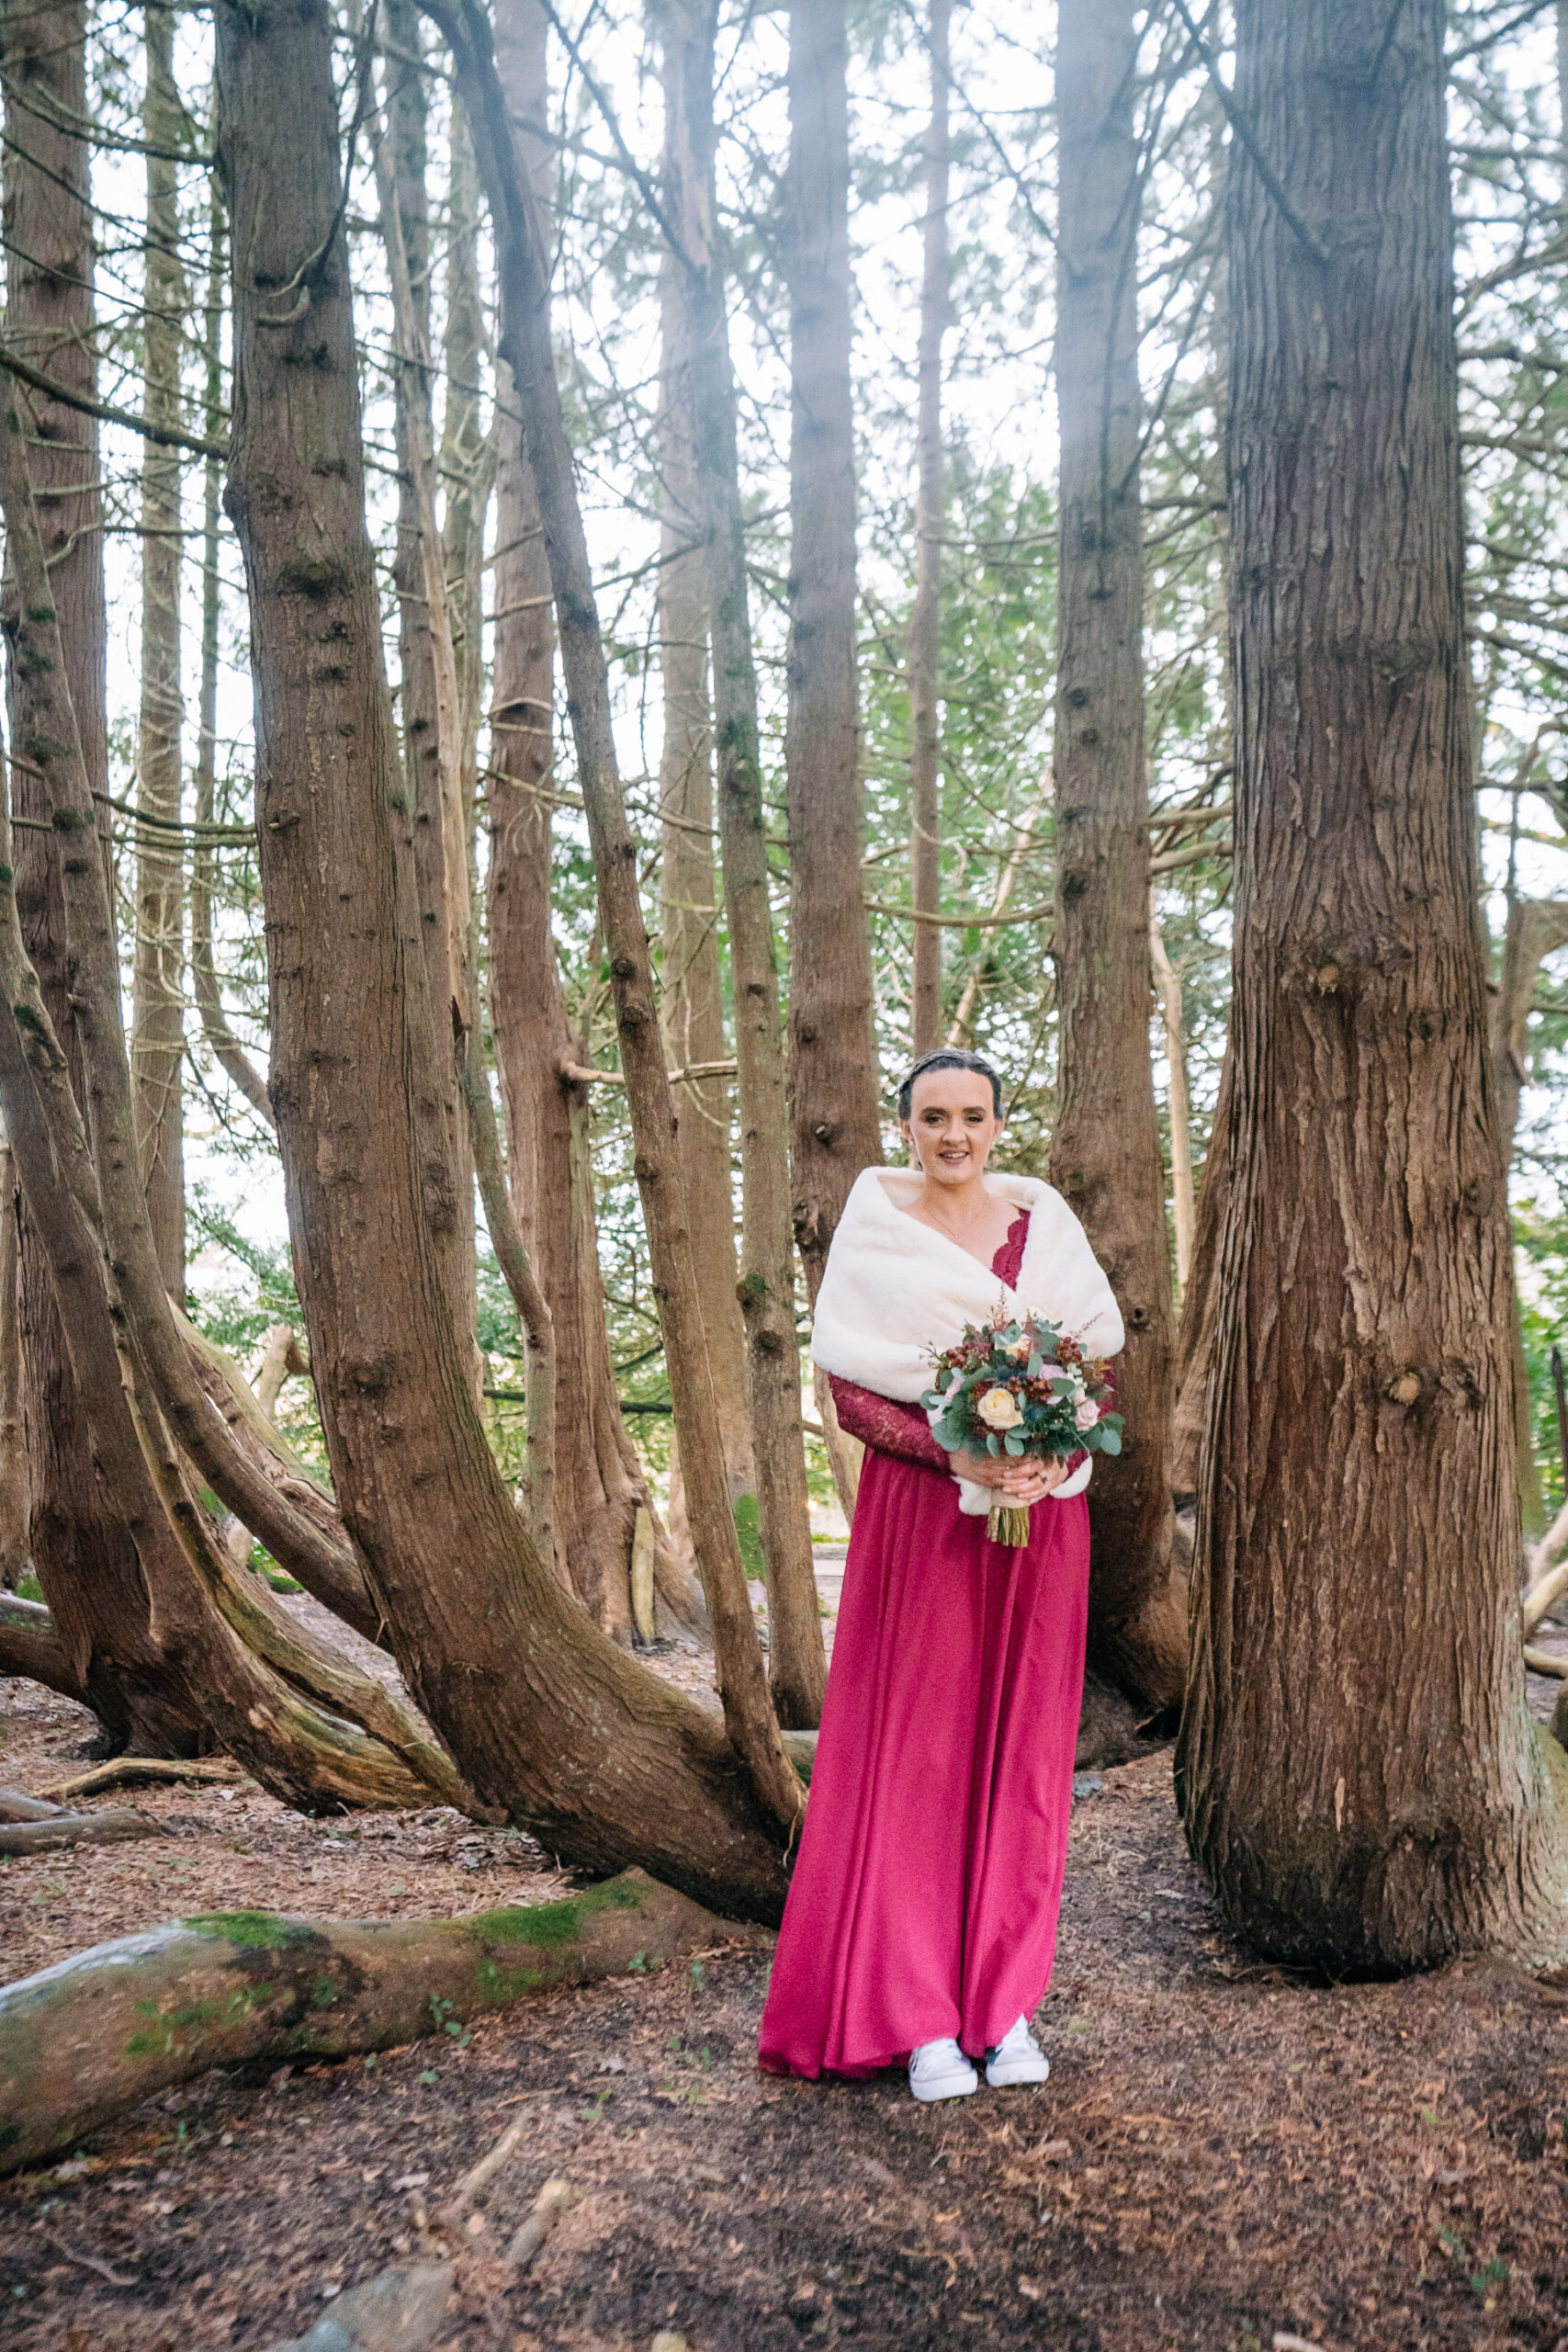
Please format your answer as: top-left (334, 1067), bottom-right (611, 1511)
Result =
top-left (829, 1210), bottom-right (1031, 1471)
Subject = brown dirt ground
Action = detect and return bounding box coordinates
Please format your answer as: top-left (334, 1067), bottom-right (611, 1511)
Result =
top-left (4, 1626), bottom-right (1568, 2352)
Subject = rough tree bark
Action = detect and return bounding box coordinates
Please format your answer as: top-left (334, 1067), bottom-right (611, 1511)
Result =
top-left (1050, 0), bottom-right (1182, 1715)
top-left (664, 0), bottom-right (825, 1726)
top-left (486, 0), bottom-right (702, 1639)
top-left (908, 0), bottom-right (950, 1056)
top-left (0, 0), bottom-right (203, 1756)
top-left (131, 0), bottom-right (187, 1296)
top-left (216, 0), bottom-right (795, 1905)
top-left (1178, 0), bottom-right (1568, 1970)
top-left (655, 35), bottom-right (751, 1511)
top-left (784, 0), bottom-right (882, 1305)
top-left (378, 0), bottom-right (479, 1370)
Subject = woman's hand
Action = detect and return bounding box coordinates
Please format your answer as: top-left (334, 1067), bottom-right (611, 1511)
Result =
top-left (948, 1450), bottom-right (1075, 1505)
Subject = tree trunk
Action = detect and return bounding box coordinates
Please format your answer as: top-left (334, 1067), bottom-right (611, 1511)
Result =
top-left (908, 0), bottom-right (950, 1057)
top-left (1051, 0), bottom-right (1180, 1716)
top-left (190, 180), bottom-right (273, 1127)
top-left (664, 0), bottom-right (825, 1727)
top-left (0, 1869), bottom-right (736, 2177)
top-left (784, 0), bottom-right (882, 1303)
top-left (442, 96), bottom-right (491, 841)
top-left (379, 0), bottom-right (479, 1375)
top-left (485, 0), bottom-right (701, 1640)
top-left (1169, 1026), bottom-right (1231, 1499)
top-left (435, 0), bottom-right (800, 1833)
top-left (1150, 905), bottom-right (1195, 1292)
top-left (0, 1154), bottom-right (30, 1586)
top-left (655, 76), bottom-right (752, 1510)
top-left (1490, 893), bottom-right (1568, 1533)
top-left (131, 0), bottom-right (187, 1298)
top-left (216, 0), bottom-right (795, 1905)
top-left (0, 0), bottom-right (203, 1758)
top-left (1178, 0), bottom-right (1568, 1970)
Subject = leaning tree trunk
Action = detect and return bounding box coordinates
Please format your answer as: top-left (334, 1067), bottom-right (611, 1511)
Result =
top-left (0, 1156), bottom-right (28, 1586)
top-left (783, 0), bottom-right (882, 1306)
top-left (487, 0), bottom-right (703, 1641)
top-left (908, 0), bottom-right (950, 1057)
top-left (1050, 0), bottom-right (1182, 1716)
top-left (131, 0), bottom-right (187, 1296)
top-left (655, 80), bottom-right (752, 1516)
top-left (664, 0), bottom-right (825, 1727)
top-left (0, 0), bottom-right (203, 1757)
top-left (214, 0), bottom-right (795, 1910)
top-left (1178, 0), bottom-right (1568, 1970)
top-left (437, 0), bottom-right (801, 1831)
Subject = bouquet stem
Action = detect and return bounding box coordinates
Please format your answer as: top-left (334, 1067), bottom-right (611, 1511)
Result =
top-left (986, 1500), bottom-right (1032, 1550)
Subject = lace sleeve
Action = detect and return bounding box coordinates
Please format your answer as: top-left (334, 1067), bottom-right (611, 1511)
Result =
top-left (828, 1374), bottom-right (951, 1473)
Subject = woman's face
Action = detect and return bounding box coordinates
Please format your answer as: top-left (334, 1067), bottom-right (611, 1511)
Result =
top-left (901, 1068), bottom-right (1004, 1188)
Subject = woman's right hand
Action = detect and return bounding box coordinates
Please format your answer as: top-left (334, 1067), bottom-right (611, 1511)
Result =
top-left (948, 1447), bottom-right (1023, 1493)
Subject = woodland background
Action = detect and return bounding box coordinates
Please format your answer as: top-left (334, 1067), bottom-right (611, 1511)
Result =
top-left (1, 0), bottom-right (1568, 1985)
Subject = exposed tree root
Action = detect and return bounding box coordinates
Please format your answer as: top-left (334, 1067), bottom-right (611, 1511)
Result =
top-left (0, 1786), bottom-right (65, 1823)
top-left (0, 1866), bottom-right (748, 2174)
top-left (0, 1807), bottom-right (162, 1856)
top-left (39, 1757), bottom-right (244, 1803)
top-left (0, 1592), bottom-right (89, 1709)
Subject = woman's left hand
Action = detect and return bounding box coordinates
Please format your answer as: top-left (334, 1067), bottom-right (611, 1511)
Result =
top-left (996, 1454), bottom-right (1073, 1506)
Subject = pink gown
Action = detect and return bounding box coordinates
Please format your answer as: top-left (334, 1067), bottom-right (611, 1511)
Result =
top-left (758, 1212), bottom-right (1092, 2078)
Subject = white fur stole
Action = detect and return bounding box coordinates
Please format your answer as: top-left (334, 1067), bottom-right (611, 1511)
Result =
top-left (810, 1167), bottom-right (1124, 1509)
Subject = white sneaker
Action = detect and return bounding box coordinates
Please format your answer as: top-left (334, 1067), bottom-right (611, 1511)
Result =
top-left (984, 2015), bottom-right (1049, 2087)
top-left (908, 2036), bottom-right (979, 2103)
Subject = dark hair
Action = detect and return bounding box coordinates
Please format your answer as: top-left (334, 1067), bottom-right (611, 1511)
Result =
top-left (896, 1047), bottom-right (1004, 1121)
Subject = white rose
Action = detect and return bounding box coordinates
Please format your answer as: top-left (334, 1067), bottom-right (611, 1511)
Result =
top-left (976, 1385), bottom-right (1022, 1430)
top-left (1075, 1397), bottom-right (1100, 1430)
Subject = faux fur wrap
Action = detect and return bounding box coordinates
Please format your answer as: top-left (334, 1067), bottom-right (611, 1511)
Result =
top-left (810, 1167), bottom-right (1124, 1400)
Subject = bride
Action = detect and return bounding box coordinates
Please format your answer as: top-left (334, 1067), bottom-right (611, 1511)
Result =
top-left (758, 1047), bottom-right (1123, 2102)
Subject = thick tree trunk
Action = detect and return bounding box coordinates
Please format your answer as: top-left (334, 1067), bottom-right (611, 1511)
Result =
top-left (908, 0), bottom-right (950, 1056)
top-left (655, 92), bottom-right (751, 1509)
top-left (1051, 0), bottom-right (1180, 1715)
top-left (0, 1869), bottom-right (735, 2177)
top-left (0, 0), bottom-right (202, 1758)
top-left (664, 0), bottom-right (825, 1727)
top-left (1178, 0), bottom-right (1568, 1970)
top-left (216, 0), bottom-right (794, 1907)
top-left (131, 0), bottom-right (187, 1298)
top-left (784, 0), bottom-right (882, 1303)
top-left (486, 0), bottom-right (701, 1639)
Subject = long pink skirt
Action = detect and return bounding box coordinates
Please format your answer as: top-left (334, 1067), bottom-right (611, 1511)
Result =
top-left (758, 1448), bottom-right (1089, 2078)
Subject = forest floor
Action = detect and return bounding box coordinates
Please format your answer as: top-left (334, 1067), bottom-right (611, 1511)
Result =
top-left (3, 1611), bottom-right (1568, 2352)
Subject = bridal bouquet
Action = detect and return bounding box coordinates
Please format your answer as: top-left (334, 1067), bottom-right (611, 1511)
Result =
top-left (921, 1310), bottom-right (1122, 1548)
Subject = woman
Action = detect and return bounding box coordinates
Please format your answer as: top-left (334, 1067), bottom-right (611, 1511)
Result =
top-left (758, 1047), bottom-right (1122, 2102)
